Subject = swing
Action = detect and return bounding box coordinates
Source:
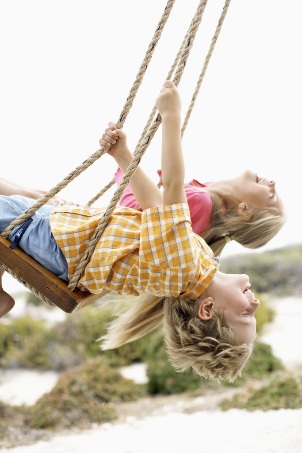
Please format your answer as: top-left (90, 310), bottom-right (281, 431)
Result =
top-left (0, 0), bottom-right (231, 313)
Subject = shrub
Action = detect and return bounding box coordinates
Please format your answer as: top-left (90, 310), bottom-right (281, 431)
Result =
top-left (220, 373), bottom-right (302, 411)
top-left (0, 317), bottom-right (54, 369)
top-left (24, 358), bottom-right (145, 430)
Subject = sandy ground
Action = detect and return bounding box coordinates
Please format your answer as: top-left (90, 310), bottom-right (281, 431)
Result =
top-left (1, 296), bottom-right (302, 453)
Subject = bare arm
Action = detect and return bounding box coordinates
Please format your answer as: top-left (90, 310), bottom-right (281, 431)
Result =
top-left (155, 81), bottom-right (186, 206)
top-left (0, 178), bottom-right (46, 199)
top-left (100, 123), bottom-right (163, 210)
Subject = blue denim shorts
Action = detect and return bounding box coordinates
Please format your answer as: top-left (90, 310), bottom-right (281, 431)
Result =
top-left (0, 195), bottom-right (68, 281)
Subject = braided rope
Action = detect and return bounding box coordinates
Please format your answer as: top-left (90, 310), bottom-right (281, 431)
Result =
top-left (68, 0), bottom-right (209, 290)
top-left (87, 0), bottom-right (232, 206)
top-left (182, 0), bottom-right (231, 134)
top-left (1, 0), bottom-right (232, 301)
top-left (0, 263), bottom-right (55, 307)
top-left (0, 0), bottom-right (176, 239)
top-left (86, 19), bottom-right (193, 207)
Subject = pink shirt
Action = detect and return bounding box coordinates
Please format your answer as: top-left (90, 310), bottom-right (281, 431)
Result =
top-left (115, 169), bottom-right (213, 235)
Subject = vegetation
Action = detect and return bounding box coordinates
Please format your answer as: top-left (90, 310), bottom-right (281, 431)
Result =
top-left (24, 358), bottom-right (144, 430)
top-left (0, 243), bottom-right (301, 441)
top-left (220, 244), bottom-right (302, 296)
top-left (220, 373), bottom-right (302, 411)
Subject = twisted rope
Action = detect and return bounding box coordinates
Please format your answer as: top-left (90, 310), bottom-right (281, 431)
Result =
top-left (0, 0), bottom-right (176, 239)
top-left (68, 0), bottom-right (209, 290)
top-left (86, 17), bottom-right (193, 207)
top-left (87, 0), bottom-right (232, 206)
top-left (0, 263), bottom-right (55, 306)
top-left (181, 0), bottom-right (231, 134)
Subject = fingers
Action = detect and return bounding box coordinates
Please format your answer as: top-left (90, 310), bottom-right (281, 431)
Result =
top-left (99, 122), bottom-right (119, 147)
top-left (164, 80), bottom-right (175, 89)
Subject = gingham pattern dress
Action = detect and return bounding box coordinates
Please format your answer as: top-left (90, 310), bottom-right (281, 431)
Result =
top-left (50, 203), bottom-right (219, 298)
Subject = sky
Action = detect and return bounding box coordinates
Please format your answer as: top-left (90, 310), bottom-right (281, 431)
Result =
top-left (0, 0), bottom-right (301, 260)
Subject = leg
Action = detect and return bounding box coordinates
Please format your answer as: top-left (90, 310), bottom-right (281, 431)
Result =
top-left (0, 268), bottom-right (15, 317)
top-left (0, 196), bottom-right (68, 280)
top-left (0, 177), bottom-right (77, 207)
top-left (0, 177), bottom-right (46, 199)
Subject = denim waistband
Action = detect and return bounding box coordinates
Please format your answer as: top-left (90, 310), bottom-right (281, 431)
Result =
top-left (9, 217), bottom-right (33, 249)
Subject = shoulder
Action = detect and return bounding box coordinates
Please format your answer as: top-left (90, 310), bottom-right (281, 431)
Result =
top-left (184, 185), bottom-right (212, 210)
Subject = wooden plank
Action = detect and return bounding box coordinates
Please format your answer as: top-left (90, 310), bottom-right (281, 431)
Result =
top-left (0, 236), bottom-right (100, 313)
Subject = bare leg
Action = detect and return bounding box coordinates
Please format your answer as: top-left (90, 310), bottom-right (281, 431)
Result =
top-left (0, 177), bottom-right (79, 206)
top-left (0, 268), bottom-right (15, 317)
top-left (0, 177), bottom-right (41, 317)
top-left (0, 177), bottom-right (46, 199)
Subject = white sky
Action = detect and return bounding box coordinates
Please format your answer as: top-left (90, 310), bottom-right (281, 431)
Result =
top-left (0, 0), bottom-right (301, 259)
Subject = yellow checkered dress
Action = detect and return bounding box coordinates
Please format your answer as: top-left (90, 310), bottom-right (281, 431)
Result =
top-left (50, 203), bottom-right (219, 299)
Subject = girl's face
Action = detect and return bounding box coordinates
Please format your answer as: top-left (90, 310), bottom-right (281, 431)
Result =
top-left (237, 170), bottom-right (282, 212)
top-left (200, 271), bottom-right (260, 345)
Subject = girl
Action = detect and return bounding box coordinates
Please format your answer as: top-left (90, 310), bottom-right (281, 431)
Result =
top-left (0, 82), bottom-right (278, 382)
top-left (115, 168), bottom-right (285, 256)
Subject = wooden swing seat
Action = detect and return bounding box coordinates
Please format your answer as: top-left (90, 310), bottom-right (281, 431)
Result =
top-left (0, 236), bottom-right (100, 313)
top-left (0, 1), bottom-right (230, 313)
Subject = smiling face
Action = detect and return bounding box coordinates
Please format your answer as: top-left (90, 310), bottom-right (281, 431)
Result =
top-left (198, 271), bottom-right (260, 344)
top-left (237, 170), bottom-right (282, 213)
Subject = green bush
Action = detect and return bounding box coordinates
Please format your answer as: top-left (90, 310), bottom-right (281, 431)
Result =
top-left (147, 357), bottom-right (202, 395)
top-left (24, 358), bottom-right (145, 430)
top-left (0, 317), bottom-right (54, 369)
top-left (220, 245), bottom-right (302, 296)
top-left (229, 341), bottom-right (284, 387)
top-left (255, 294), bottom-right (275, 333)
top-left (220, 373), bottom-right (302, 411)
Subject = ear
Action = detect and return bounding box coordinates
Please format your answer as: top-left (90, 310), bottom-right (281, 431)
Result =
top-left (197, 297), bottom-right (214, 320)
top-left (238, 202), bottom-right (252, 221)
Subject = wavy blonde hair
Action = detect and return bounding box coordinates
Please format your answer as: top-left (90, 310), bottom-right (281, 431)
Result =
top-left (201, 190), bottom-right (286, 256)
top-left (100, 294), bottom-right (253, 382)
top-left (100, 294), bottom-right (164, 349)
top-left (100, 185), bottom-right (283, 380)
top-left (163, 297), bottom-right (253, 382)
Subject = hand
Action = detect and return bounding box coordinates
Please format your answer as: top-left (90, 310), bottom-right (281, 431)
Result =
top-left (155, 80), bottom-right (181, 119)
top-left (99, 122), bottom-right (128, 159)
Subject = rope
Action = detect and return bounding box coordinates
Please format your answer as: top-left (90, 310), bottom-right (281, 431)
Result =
top-left (85, 23), bottom-right (190, 207)
top-left (1, 0), bottom-right (232, 301)
top-left (68, 0), bottom-right (209, 290)
top-left (0, 0), bottom-right (176, 239)
top-left (87, 0), bottom-right (232, 206)
top-left (0, 263), bottom-right (55, 307)
top-left (182, 0), bottom-right (231, 134)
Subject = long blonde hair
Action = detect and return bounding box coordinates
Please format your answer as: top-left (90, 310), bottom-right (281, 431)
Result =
top-left (100, 185), bottom-right (285, 369)
top-left (201, 188), bottom-right (286, 256)
top-left (101, 293), bottom-right (164, 350)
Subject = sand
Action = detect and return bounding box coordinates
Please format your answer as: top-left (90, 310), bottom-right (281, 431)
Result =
top-left (1, 296), bottom-right (302, 453)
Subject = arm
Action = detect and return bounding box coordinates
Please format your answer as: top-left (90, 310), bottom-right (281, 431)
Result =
top-left (155, 81), bottom-right (186, 206)
top-left (0, 178), bottom-right (46, 199)
top-left (99, 123), bottom-right (163, 210)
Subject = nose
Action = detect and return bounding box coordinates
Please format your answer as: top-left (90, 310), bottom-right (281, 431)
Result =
top-left (252, 298), bottom-right (260, 312)
top-left (269, 180), bottom-right (275, 188)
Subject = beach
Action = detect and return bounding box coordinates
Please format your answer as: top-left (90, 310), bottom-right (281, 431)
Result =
top-left (0, 296), bottom-right (302, 452)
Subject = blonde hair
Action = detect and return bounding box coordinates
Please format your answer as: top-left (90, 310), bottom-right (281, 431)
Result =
top-left (100, 185), bottom-right (283, 379)
top-left (163, 297), bottom-right (253, 382)
top-left (100, 293), bottom-right (164, 350)
top-left (100, 294), bottom-right (253, 382)
top-left (201, 189), bottom-right (286, 256)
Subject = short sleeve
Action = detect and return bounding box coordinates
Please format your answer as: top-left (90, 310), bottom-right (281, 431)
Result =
top-left (139, 203), bottom-right (218, 298)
